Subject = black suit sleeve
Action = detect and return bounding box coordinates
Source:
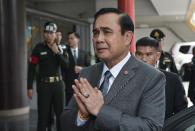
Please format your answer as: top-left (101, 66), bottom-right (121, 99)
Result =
top-left (188, 68), bottom-right (195, 104)
top-left (27, 45), bottom-right (40, 89)
top-left (58, 51), bottom-right (69, 68)
top-left (172, 73), bottom-right (188, 113)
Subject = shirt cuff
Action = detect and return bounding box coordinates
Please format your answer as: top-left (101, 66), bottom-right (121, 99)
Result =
top-left (76, 115), bottom-right (88, 126)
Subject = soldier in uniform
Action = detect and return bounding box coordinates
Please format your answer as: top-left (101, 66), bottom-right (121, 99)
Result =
top-left (27, 22), bottom-right (69, 131)
top-left (48, 31), bottom-right (68, 129)
top-left (150, 29), bottom-right (178, 74)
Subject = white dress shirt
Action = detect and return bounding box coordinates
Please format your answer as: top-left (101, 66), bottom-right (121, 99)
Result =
top-left (71, 47), bottom-right (78, 59)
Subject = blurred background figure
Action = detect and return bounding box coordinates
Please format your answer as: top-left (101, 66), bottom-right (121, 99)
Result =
top-left (56, 32), bottom-right (63, 45)
top-left (27, 22), bottom-right (69, 131)
top-left (56, 31), bottom-right (69, 83)
top-left (56, 32), bottom-right (67, 46)
top-left (188, 47), bottom-right (195, 105)
top-left (150, 29), bottom-right (178, 74)
top-left (48, 31), bottom-right (68, 130)
top-left (61, 31), bottom-right (91, 105)
top-left (136, 37), bottom-right (188, 119)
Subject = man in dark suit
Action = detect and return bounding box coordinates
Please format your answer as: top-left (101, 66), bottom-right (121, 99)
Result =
top-left (62, 31), bottom-right (91, 105)
top-left (135, 37), bottom-right (188, 119)
top-left (60, 8), bottom-right (166, 131)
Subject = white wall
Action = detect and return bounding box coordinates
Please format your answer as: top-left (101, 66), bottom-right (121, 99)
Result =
top-left (135, 27), bottom-right (182, 51)
top-left (95, 0), bottom-right (117, 11)
top-left (35, 1), bottom-right (95, 19)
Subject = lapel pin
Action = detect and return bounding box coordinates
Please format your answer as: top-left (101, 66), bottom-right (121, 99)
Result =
top-left (123, 70), bottom-right (128, 75)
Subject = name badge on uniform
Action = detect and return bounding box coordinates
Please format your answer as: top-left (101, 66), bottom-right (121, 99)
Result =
top-left (40, 52), bottom-right (47, 55)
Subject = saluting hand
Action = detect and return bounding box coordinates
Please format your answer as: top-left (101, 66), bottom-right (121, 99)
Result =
top-left (50, 43), bottom-right (61, 54)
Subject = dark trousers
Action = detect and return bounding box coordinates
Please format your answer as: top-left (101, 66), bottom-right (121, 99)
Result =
top-left (65, 83), bottom-right (73, 106)
top-left (37, 81), bottom-right (65, 131)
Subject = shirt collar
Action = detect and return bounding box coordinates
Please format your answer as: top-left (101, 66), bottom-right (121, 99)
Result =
top-left (71, 47), bottom-right (78, 50)
top-left (102, 52), bottom-right (131, 78)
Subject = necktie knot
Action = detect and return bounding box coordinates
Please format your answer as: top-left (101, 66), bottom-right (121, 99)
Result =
top-left (100, 70), bottom-right (112, 95)
top-left (104, 70), bottom-right (112, 80)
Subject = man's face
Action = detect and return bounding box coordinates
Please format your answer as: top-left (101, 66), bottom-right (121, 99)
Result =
top-left (93, 13), bottom-right (132, 67)
top-left (67, 33), bottom-right (79, 48)
top-left (43, 31), bottom-right (56, 45)
top-left (136, 46), bottom-right (161, 66)
top-left (56, 32), bottom-right (62, 44)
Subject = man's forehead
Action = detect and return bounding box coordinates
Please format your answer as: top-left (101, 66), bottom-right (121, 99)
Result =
top-left (137, 46), bottom-right (156, 51)
top-left (93, 26), bottom-right (111, 30)
top-left (95, 13), bottom-right (120, 24)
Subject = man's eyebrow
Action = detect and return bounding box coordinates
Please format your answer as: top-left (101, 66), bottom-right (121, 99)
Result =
top-left (100, 27), bottom-right (112, 30)
top-left (93, 27), bottom-right (112, 31)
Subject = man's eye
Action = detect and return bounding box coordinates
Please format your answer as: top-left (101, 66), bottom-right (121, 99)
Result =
top-left (103, 30), bottom-right (112, 34)
top-left (93, 31), bottom-right (99, 36)
top-left (136, 52), bottom-right (141, 56)
top-left (147, 53), bottom-right (153, 57)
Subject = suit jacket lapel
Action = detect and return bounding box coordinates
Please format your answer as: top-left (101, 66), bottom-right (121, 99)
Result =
top-left (104, 55), bottom-right (138, 104)
top-left (89, 63), bottom-right (103, 87)
top-left (67, 47), bottom-right (75, 64)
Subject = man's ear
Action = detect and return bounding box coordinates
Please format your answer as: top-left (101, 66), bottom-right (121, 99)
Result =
top-left (124, 31), bottom-right (133, 46)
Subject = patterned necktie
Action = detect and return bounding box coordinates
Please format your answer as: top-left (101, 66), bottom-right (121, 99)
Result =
top-left (73, 49), bottom-right (77, 62)
top-left (100, 71), bottom-right (112, 96)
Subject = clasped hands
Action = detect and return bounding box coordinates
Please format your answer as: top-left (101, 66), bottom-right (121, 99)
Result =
top-left (72, 77), bottom-right (104, 118)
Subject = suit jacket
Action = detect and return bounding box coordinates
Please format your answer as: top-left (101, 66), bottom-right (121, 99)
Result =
top-left (61, 46), bottom-right (91, 92)
top-left (188, 64), bottom-right (195, 104)
top-left (60, 55), bottom-right (166, 131)
top-left (160, 69), bottom-right (187, 119)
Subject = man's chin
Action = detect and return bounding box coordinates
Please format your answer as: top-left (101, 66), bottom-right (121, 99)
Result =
top-left (96, 54), bottom-right (109, 61)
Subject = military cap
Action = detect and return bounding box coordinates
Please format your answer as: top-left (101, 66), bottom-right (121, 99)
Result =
top-left (44, 22), bottom-right (57, 33)
top-left (150, 29), bottom-right (165, 41)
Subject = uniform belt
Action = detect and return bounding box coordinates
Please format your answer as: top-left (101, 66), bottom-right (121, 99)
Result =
top-left (41, 76), bottom-right (62, 83)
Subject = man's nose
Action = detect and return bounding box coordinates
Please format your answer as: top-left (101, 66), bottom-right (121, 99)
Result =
top-left (96, 32), bottom-right (104, 42)
top-left (142, 55), bottom-right (148, 62)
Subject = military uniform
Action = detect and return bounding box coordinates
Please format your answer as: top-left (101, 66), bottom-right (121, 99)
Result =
top-left (159, 51), bottom-right (178, 74)
top-left (150, 29), bottom-right (178, 74)
top-left (27, 22), bottom-right (69, 131)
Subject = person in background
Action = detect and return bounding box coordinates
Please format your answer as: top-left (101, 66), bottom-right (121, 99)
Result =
top-left (136, 37), bottom-right (188, 119)
top-left (150, 29), bottom-right (178, 74)
top-left (27, 22), bottom-right (69, 131)
top-left (188, 46), bottom-right (195, 105)
top-left (62, 31), bottom-right (91, 105)
top-left (60, 8), bottom-right (166, 131)
top-left (56, 32), bottom-right (67, 46)
top-left (48, 31), bottom-right (69, 130)
top-left (55, 31), bottom-right (68, 82)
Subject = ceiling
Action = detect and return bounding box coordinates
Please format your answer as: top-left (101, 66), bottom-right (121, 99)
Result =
top-left (27, 0), bottom-right (195, 42)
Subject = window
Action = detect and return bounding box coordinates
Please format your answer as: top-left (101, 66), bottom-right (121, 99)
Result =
top-left (179, 46), bottom-right (190, 54)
